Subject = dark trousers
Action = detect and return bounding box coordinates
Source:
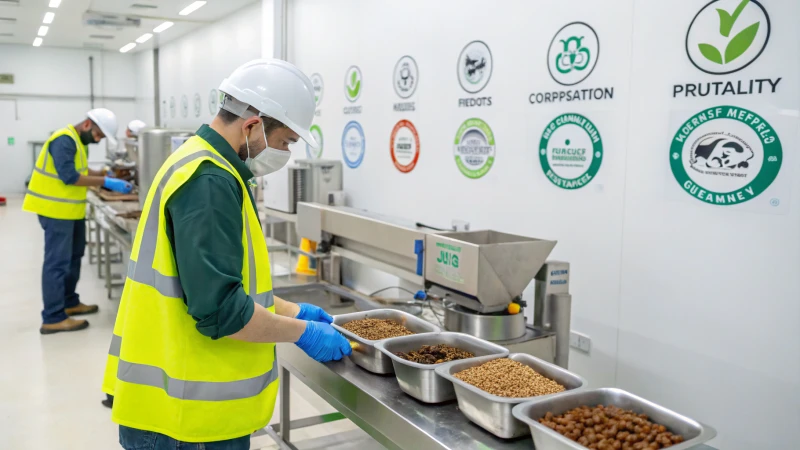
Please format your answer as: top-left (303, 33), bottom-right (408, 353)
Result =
top-left (119, 426), bottom-right (250, 450)
top-left (38, 215), bottom-right (85, 324)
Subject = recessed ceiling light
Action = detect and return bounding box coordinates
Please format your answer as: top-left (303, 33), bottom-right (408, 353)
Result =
top-left (120, 42), bottom-right (136, 53)
top-left (37, 26), bottom-right (49, 37)
top-left (43, 12), bottom-right (55, 24)
top-left (48, 0), bottom-right (61, 8)
top-left (153, 21), bottom-right (173, 33)
top-left (178, 1), bottom-right (206, 16)
top-left (33, 37), bottom-right (43, 46)
top-left (135, 33), bottom-right (152, 43)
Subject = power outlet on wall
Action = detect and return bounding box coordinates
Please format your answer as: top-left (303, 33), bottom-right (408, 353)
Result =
top-left (570, 331), bottom-right (591, 354)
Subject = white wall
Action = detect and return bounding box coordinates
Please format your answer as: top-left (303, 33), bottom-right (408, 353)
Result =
top-left (155, 3), bottom-right (263, 131)
top-left (0, 44), bottom-right (138, 194)
top-left (287, 1), bottom-right (800, 449)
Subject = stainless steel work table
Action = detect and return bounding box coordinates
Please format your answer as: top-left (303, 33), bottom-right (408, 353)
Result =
top-left (273, 343), bottom-right (718, 450)
top-left (86, 191), bottom-right (137, 298)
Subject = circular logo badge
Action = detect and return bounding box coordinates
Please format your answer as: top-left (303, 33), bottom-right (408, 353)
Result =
top-left (306, 125), bottom-right (323, 159)
top-left (670, 106), bottom-right (781, 205)
top-left (193, 93), bottom-right (202, 117)
top-left (181, 95), bottom-right (188, 118)
top-left (390, 120), bottom-right (420, 173)
top-left (208, 89), bottom-right (219, 115)
top-left (686, 0), bottom-right (770, 75)
top-left (344, 65), bottom-right (362, 103)
top-left (393, 55), bottom-right (419, 99)
top-left (341, 121), bottom-right (365, 168)
top-left (539, 113), bottom-right (603, 189)
top-left (310, 73), bottom-right (324, 106)
top-left (169, 97), bottom-right (176, 118)
top-left (547, 22), bottom-right (600, 86)
top-left (454, 118), bottom-right (495, 179)
top-left (457, 41), bottom-right (493, 94)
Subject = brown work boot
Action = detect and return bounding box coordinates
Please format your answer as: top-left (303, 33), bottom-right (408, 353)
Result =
top-left (65, 303), bottom-right (99, 316)
top-left (40, 318), bottom-right (89, 335)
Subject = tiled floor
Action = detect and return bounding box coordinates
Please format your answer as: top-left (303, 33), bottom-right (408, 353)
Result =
top-left (0, 196), bottom-right (383, 450)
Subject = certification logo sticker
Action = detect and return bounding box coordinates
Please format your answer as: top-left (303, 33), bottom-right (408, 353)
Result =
top-left (539, 113), bottom-right (603, 189)
top-left (342, 121), bottom-right (365, 168)
top-left (208, 89), bottom-right (219, 115)
top-left (547, 22), bottom-right (599, 86)
top-left (310, 73), bottom-right (324, 106)
top-left (306, 125), bottom-right (323, 159)
top-left (457, 41), bottom-right (493, 94)
top-left (454, 118), bottom-right (495, 179)
top-left (686, 0), bottom-right (770, 75)
top-left (393, 56), bottom-right (419, 99)
top-left (344, 66), bottom-right (362, 103)
top-left (181, 94), bottom-right (188, 118)
top-left (390, 120), bottom-right (420, 173)
top-left (670, 105), bottom-right (781, 205)
top-left (193, 93), bottom-right (202, 118)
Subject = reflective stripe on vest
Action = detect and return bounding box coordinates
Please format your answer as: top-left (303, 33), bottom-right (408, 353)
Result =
top-left (124, 149), bottom-right (273, 308)
top-left (25, 190), bottom-right (87, 204)
top-left (108, 333), bottom-right (278, 402)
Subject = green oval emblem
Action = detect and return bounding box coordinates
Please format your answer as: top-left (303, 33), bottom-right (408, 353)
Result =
top-left (454, 118), bottom-right (495, 179)
top-left (539, 113), bottom-right (602, 190)
top-left (670, 105), bottom-right (782, 205)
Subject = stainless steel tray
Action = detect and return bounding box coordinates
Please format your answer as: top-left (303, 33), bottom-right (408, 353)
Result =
top-left (332, 309), bottom-right (439, 374)
top-left (435, 353), bottom-right (586, 439)
top-left (512, 388), bottom-right (717, 450)
top-left (375, 332), bottom-right (509, 403)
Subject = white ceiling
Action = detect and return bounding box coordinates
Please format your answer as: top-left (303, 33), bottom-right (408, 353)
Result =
top-left (0, 0), bottom-right (257, 52)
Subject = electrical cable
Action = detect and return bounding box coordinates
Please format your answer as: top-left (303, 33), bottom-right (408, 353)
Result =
top-left (368, 286), bottom-right (417, 297)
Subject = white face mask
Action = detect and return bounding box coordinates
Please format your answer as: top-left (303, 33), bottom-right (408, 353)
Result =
top-left (245, 120), bottom-right (291, 177)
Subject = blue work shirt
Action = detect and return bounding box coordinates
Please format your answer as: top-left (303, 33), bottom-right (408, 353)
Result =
top-left (49, 135), bottom-right (81, 185)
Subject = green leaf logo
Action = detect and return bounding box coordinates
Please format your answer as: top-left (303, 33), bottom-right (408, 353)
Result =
top-left (699, 0), bottom-right (760, 65)
top-left (346, 67), bottom-right (361, 101)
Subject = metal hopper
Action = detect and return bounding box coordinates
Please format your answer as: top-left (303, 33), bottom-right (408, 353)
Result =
top-left (424, 230), bottom-right (556, 313)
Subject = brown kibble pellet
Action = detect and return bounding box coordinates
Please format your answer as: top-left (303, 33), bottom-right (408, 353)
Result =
top-left (539, 405), bottom-right (684, 449)
top-left (453, 358), bottom-right (566, 398)
top-left (340, 318), bottom-right (413, 340)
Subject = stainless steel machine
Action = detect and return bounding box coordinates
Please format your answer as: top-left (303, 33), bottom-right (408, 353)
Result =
top-left (137, 128), bottom-right (194, 209)
top-left (294, 202), bottom-right (573, 368)
top-left (264, 159), bottom-right (343, 213)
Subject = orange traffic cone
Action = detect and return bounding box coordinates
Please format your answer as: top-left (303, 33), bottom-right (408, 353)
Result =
top-left (295, 238), bottom-right (317, 275)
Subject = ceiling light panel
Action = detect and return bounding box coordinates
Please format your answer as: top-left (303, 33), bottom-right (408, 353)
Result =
top-left (43, 12), bottom-right (55, 24)
top-left (153, 21), bottom-right (173, 33)
top-left (37, 26), bottom-right (49, 36)
top-left (135, 33), bottom-right (152, 43)
top-left (179, 1), bottom-right (206, 16)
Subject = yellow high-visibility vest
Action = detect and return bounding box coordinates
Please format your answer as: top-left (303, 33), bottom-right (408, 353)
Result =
top-left (102, 135), bottom-right (277, 442)
top-left (23, 125), bottom-right (89, 220)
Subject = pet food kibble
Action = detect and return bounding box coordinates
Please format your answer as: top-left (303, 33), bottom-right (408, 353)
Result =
top-left (538, 405), bottom-right (684, 449)
top-left (453, 358), bottom-right (566, 397)
top-left (395, 344), bottom-right (474, 364)
top-left (340, 318), bottom-right (414, 340)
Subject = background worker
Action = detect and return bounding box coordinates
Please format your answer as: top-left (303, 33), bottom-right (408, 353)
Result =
top-left (103, 59), bottom-right (351, 450)
top-left (126, 119), bottom-right (146, 138)
top-left (23, 109), bottom-right (133, 334)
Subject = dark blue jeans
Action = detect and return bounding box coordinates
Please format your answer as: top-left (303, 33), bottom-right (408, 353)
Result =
top-left (38, 215), bottom-right (85, 324)
top-left (119, 426), bottom-right (250, 450)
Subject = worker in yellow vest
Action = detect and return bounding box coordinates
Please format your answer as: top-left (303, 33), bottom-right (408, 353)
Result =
top-left (23, 109), bottom-right (133, 334)
top-left (103, 59), bottom-right (351, 450)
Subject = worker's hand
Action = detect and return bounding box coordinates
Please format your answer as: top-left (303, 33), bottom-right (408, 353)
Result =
top-left (103, 177), bottom-right (133, 194)
top-left (295, 303), bottom-right (333, 324)
top-left (295, 321), bottom-right (352, 362)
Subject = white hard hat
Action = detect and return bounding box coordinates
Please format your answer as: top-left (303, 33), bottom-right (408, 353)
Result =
top-left (218, 59), bottom-right (318, 149)
top-left (127, 119), bottom-right (146, 137)
top-left (87, 108), bottom-right (118, 147)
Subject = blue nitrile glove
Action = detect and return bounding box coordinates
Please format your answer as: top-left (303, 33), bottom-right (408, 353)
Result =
top-left (296, 303), bottom-right (333, 324)
top-left (103, 177), bottom-right (133, 194)
top-left (295, 321), bottom-right (352, 362)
